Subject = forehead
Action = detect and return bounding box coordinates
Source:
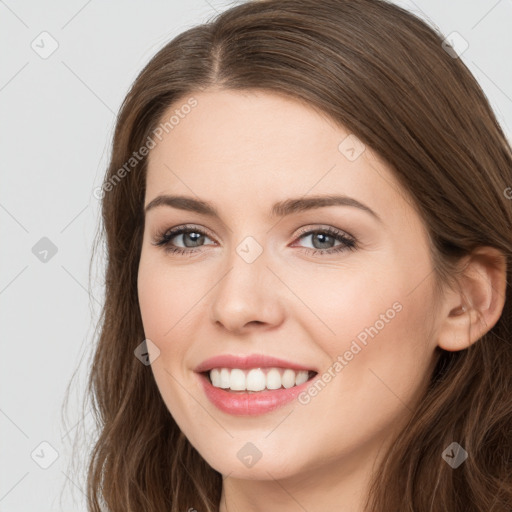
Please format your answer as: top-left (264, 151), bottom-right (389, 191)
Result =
top-left (145, 89), bottom-right (416, 227)
top-left (149, 89), bottom-right (348, 167)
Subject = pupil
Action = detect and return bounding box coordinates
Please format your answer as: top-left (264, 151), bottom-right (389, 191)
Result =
top-left (185, 232), bottom-right (203, 247)
top-left (313, 233), bottom-right (333, 249)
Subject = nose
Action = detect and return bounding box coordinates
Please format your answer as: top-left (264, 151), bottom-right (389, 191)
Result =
top-left (209, 244), bottom-right (286, 334)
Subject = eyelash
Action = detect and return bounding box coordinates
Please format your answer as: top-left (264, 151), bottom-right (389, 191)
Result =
top-left (152, 224), bottom-right (357, 257)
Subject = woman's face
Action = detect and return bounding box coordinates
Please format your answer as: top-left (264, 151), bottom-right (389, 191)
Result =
top-left (137, 89), bottom-right (440, 482)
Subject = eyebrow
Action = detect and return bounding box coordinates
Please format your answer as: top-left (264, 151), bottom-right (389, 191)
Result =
top-left (144, 194), bottom-right (382, 222)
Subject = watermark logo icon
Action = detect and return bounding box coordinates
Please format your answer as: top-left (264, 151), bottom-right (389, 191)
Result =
top-left (441, 32), bottom-right (469, 59)
top-left (31, 441), bottom-right (59, 469)
top-left (31, 31), bottom-right (59, 59)
top-left (32, 237), bottom-right (58, 263)
top-left (134, 338), bottom-right (161, 365)
top-left (442, 442), bottom-right (468, 468)
top-left (236, 236), bottom-right (263, 264)
top-left (237, 442), bottom-right (262, 468)
top-left (338, 134), bottom-right (366, 161)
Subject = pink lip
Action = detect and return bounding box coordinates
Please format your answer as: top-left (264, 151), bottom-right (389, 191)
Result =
top-left (197, 372), bottom-right (315, 416)
top-left (194, 353), bottom-right (316, 373)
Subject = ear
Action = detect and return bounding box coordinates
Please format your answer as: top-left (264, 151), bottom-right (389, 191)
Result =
top-left (437, 246), bottom-right (508, 352)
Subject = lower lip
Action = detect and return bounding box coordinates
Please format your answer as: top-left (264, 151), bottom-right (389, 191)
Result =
top-left (197, 372), bottom-right (315, 416)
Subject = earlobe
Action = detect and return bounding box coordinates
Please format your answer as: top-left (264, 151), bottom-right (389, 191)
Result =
top-left (436, 246), bottom-right (507, 352)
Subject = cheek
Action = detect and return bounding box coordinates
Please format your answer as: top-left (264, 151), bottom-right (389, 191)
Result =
top-left (281, 257), bottom-right (407, 348)
top-left (137, 251), bottom-right (203, 347)
top-left (303, 235), bottom-right (436, 362)
top-left (318, 272), bottom-right (437, 419)
top-left (294, 251), bottom-right (436, 393)
top-left (293, 278), bottom-right (437, 461)
top-left (137, 254), bottom-right (210, 436)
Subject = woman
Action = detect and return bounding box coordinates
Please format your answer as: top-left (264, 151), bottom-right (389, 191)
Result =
top-left (81, 0), bottom-right (512, 510)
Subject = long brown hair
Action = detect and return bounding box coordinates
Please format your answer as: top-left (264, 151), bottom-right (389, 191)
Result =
top-left (64, 0), bottom-right (512, 510)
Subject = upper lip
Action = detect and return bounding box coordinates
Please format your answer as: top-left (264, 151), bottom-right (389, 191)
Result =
top-left (194, 354), bottom-right (318, 373)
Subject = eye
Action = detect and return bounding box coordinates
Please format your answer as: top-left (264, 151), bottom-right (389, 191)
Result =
top-left (291, 226), bottom-right (357, 256)
top-left (152, 224), bottom-right (357, 257)
top-left (152, 224), bottom-right (215, 256)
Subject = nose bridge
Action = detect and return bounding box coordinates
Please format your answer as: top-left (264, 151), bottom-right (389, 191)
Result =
top-left (209, 234), bottom-right (283, 331)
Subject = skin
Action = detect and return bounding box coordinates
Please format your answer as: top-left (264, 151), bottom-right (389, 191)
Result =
top-left (137, 89), bottom-right (506, 512)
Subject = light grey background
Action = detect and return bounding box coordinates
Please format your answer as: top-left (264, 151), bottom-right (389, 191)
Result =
top-left (1, 0), bottom-right (511, 510)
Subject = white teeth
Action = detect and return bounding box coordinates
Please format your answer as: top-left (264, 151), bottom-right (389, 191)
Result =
top-left (246, 369), bottom-right (266, 391)
top-left (266, 368), bottom-right (282, 390)
top-left (282, 368), bottom-right (296, 389)
top-left (229, 369), bottom-right (246, 390)
top-left (210, 368), bottom-right (221, 387)
top-left (219, 368), bottom-right (230, 388)
top-left (295, 370), bottom-right (309, 386)
top-left (207, 367), bottom-right (312, 391)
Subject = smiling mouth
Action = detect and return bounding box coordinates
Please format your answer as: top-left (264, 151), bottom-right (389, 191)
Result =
top-left (202, 367), bottom-right (318, 393)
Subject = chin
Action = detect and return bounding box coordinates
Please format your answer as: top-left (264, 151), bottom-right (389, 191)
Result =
top-left (197, 444), bottom-right (307, 481)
